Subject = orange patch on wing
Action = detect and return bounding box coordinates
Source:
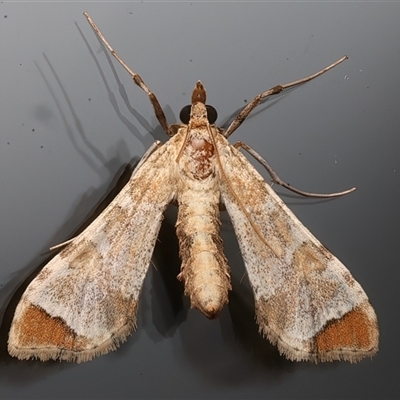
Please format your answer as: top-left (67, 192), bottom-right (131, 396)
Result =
top-left (316, 306), bottom-right (375, 352)
top-left (14, 304), bottom-right (86, 350)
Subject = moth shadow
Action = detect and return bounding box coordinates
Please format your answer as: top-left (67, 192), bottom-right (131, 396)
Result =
top-left (142, 205), bottom-right (186, 342)
top-left (0, 157), bottom-right (140, 382)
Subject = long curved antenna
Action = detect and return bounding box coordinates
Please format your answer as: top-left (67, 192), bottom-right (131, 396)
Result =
top-left (83, 12), bottom-right (171, 136)
top-left (224, 56), bottom-right (348, 138)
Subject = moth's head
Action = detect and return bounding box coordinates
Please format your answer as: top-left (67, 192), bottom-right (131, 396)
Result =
top-left (179, 81), bottom-right (218, 125)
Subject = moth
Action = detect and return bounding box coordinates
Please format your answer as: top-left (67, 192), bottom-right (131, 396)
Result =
top-left (8, 12), bottom-right (378, 363)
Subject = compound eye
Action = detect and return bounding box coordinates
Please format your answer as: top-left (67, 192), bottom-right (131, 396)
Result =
top-left (179, 104), bottom-right (218, 124)
top-left (206, 105), bottom-right (218, 124)
top-left (179, 105), bottom-right (191, 124)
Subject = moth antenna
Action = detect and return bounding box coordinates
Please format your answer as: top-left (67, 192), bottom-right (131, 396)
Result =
top-left (83, 12), bottom-right (171, 136)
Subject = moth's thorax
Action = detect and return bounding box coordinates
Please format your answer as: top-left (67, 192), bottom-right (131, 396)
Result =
top-left (184, 131), bottom-right (215, 179)
top-left (180, 103), bottom-right (217, 181)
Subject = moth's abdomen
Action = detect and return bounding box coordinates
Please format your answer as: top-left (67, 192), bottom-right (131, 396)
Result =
top-left (176, 186), bottom-right (231, 319)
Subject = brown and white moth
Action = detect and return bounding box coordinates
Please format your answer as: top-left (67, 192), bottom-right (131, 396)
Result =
top-left (8, 12), bottom-right (378, 364)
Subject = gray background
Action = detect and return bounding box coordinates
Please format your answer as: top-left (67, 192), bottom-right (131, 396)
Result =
top-left (1, 2), bottom-right (399, 399)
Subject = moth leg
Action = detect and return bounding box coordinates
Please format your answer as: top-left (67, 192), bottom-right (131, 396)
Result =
top-left (49, 238), bottom-right (75, 252)
top-left (49, 140), bottom-right (163, 252)
top-left (224, 56), bottom-right (348, 139)
top-left (83, 12), bottom-right (171, 137)
top-left (233, 141), bottom-right (356, 198)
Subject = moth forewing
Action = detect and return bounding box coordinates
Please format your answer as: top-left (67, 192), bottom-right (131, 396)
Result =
top-left (8, 138), bottom-right (181, 362)
top-left (217, 137), bottom-right (378, 362)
